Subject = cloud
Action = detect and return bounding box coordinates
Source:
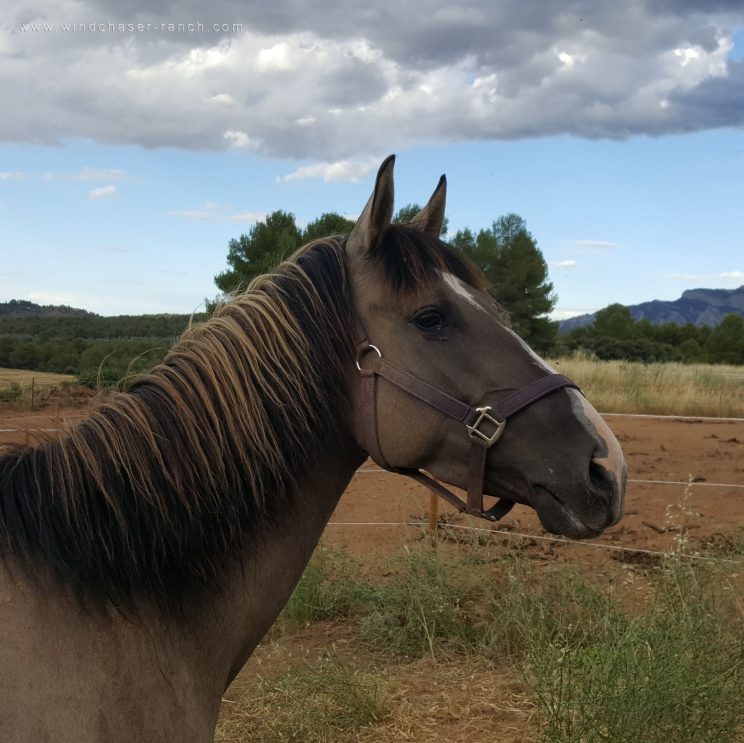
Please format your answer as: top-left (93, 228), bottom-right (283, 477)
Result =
top-left (88, 185), bottom-right (119, 199)
top-left (574, 240), bottom-right (621, 249)
top-left (549, 259), bottom-right (577, 269)
top-left (44, 168), bottom-right (127, 181)
top-left (26, 290), bottom-right (79, 305)
top-left (0, 171), bottom-right (24, 180)
top-left (2, 2), bottom-right (744, 159)
top-left (167, 202), bottom-right (264, 222)
top-left (167, 208), bottom-right (212, 220)
top-left (229, 211), bottom-right (266, 222)
top-left (668, 270), bottom-right (744, 281)
top-left (278, 158), bottom-right (380, 183)
top-left (551, 308), bottom-right (598, 321)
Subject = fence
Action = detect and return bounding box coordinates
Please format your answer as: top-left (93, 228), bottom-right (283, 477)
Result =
top-left (2, 412), bottom-right (743, 566)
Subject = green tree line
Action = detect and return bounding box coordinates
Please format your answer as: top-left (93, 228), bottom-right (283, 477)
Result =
top-left (4, 206), bottom-right (740, 388)
top-left (556, 304), bottom-right (744, 365)
top-left (0, 314), bottom-right (199, 384)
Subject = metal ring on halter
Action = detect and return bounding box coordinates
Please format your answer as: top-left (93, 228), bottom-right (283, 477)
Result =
top-left (355, 344), bottom-right (382, 371)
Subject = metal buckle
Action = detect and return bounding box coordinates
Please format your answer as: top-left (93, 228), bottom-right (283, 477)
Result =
top-left (466, 406), bottom-right (505, 448)
top-left (355, 344), bottom-right (382, 371)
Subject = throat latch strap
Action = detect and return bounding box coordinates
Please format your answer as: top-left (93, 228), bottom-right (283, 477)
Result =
top-left (353, 335), bottom-right (579, 522)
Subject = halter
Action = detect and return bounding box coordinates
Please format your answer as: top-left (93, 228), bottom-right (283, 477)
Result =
top-left (352, 322), bottom-right (580, 522)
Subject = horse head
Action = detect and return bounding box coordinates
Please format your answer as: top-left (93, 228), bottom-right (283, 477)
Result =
top-left (346, 156), bottom-right (625, 538)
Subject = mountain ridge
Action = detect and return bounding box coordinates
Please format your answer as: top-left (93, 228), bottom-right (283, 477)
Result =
top-left (559, 285), bottom-right (744, 333)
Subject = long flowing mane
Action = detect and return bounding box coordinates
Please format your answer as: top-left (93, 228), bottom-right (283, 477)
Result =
top-left (0, 225), bottom-right (483, 616)
top-left (0, 239), bottom-right (355, 614)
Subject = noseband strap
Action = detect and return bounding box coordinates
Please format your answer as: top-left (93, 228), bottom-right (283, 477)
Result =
top-left (353, 330), bottom-right (580, 522)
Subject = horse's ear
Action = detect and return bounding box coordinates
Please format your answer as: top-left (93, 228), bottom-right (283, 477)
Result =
top-left (407, 174), bottom-right (446, 239)
top-left (347, 155), bottom-right (395, 256)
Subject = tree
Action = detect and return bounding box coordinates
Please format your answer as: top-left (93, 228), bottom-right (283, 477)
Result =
top-left (592, 304), bottom-right (635, 340)
top-left (302, 212), bottom-right (355, 243)
top-left (213, 211), bottom-right (357, 297)
top-left (451, 214), bottom-right (557, 353)
top-left (214, 210), bottom-right (302, 295)
top-left (705, 314), bottom-right (744, 364)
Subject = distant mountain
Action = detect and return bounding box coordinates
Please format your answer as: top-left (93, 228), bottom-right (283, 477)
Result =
top-left (0, 299), bottom-right (96, 318)
top-left (559, 285), bottom-right (744, 333)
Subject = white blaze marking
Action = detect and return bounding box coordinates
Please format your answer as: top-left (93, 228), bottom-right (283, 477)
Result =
top-left (442, 272), bottom-right (488, 314)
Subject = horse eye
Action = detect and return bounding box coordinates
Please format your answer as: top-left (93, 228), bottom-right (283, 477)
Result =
top-left (414, 308), bottom-right (445, 331)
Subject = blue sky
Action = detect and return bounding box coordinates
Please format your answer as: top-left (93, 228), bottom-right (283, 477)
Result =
top-left (1, 2), bottom-right (743, 318)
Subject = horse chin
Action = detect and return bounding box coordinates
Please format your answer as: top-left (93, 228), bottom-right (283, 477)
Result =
top-left (530, 485), bottom-right (604, 540)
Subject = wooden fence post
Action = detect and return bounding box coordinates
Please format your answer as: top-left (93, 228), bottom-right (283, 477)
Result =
top-left (428, 491), bottom-right (439, 534)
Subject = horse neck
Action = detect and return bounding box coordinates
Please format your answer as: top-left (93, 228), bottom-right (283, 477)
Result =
top-left (186, 431), bottom-right (366, 693)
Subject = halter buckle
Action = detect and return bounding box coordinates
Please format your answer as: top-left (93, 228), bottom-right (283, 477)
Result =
top-left (466, 406), bottom-right (505, 448)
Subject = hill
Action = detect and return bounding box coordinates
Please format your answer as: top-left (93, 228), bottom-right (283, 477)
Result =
top-left (0, 299), bottom-right (95, 318)
top-left (560, 285), bottom-right (744, 333)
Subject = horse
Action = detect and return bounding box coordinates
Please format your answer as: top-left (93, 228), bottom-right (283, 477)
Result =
top-left (0, 156), bottom-right (625, 742)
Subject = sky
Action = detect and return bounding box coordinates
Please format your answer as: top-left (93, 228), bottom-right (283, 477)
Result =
top-left (1, 2), bottom-right (743, 319)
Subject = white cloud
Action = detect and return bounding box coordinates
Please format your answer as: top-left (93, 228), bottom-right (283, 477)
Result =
top-left (0, 171), bottom-right (24, 180)
top-left (551, 308), bottom-right (597, 321)
top-left (669, 270), bottom-right (744, 282)
top-left (167, 209), bottom-right (212, 220)
top-left (229, 211), bottom-right (266, 222)
top-left (167, 202), bottom-right (264, 223)
top-left (26, 290), bottom-right (79, 305)
top-left (44, 168), bottom-right (127, 182)
top-left (278, 158), bottom-right (380, 183)
top-left (549, 259), bottom-right (577, 269)
top-left (574, 240), bottom-right (620, 249)
top-left (0, 2), bottom-right (742, 159)
top-left (224, 130), bottom-right (263, 151)
top-left (88, 185), bottom-right (119, 200)
top-left (207, 93), bottom-right (237, 105)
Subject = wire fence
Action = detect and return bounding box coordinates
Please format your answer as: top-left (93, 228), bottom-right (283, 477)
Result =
top-left (2, 411), bottom-right (743, 566)
top-left (326, 520), bottom-right (744, 566)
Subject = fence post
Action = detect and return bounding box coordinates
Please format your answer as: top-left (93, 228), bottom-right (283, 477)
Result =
top-left (428, 491), bottom-right (439, 534)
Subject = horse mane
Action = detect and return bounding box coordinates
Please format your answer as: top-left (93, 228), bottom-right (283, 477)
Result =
top-left (0, 239), bottom-right (355, 615)
top-left (0, 226), bottom-right (482, 616)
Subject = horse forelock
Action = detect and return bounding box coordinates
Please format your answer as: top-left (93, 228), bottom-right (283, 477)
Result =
top-left (367, 224), bottom-right (487, 295)
top-left (0, 239), bottom-right (355, 617)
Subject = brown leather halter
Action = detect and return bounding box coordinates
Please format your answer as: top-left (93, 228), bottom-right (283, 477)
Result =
top-left (352, 322), bottom-right (580, 522)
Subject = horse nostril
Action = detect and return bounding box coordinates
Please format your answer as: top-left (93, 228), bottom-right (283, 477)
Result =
top-left (589, 457), bottom-right (616, 499)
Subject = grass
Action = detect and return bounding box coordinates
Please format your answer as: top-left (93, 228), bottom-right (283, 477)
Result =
top-left (520, 560), bottom-right (744, 742)
top-left (549, 353), bottom-right (744, 417)
top-left (220, 544), bottom-right (744, 743)
top-left (0, 367), bottom-right (76, 407)
top-left (0, 367), bottom-right (74, 388)
top-left (217, 656), bottom-right (389, 742)
top-left (279, 547), bottom-right (375, 627)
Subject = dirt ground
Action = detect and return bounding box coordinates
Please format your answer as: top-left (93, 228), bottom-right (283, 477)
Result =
top-left (2, 408), bottom-right (743, 563)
